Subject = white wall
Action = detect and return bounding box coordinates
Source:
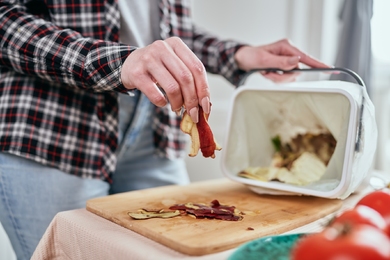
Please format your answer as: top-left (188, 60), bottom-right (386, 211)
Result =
top-left (186, 0), bottom-right (288, 182)
top-left (186, 0), bottom-right (341, 182)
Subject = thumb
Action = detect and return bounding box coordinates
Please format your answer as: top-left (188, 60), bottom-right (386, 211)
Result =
top-left (265, 55), bottom-right (301, 70)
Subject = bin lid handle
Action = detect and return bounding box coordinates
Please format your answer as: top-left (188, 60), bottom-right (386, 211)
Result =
top-left (237, 67), bottom-right (365, 87)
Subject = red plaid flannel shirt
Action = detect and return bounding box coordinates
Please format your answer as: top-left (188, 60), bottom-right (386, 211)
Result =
top-left (0, 0), bottom-right (246, 182)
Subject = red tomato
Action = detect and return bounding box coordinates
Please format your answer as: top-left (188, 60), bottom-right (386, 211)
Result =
top-left (357, 190), bottom-right (390, 236)
top-left (291, 224), bottom-right (390, 260)
top-left (331, 205), bottom-right (388, 234)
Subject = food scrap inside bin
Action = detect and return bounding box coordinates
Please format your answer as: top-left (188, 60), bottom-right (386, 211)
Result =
top-left (238, 133), bottom-right (336, 186)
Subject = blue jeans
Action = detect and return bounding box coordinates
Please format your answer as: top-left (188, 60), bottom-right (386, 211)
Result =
top-left (111, 94), bottom-right (189, 193)
top-left (0, 153), bottom-right (110, 260)
top-left (0, 96), bottom-right (189, 260)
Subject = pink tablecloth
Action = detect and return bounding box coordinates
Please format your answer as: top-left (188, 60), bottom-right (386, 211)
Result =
top-left (31, 171), bottom-right (389, 260)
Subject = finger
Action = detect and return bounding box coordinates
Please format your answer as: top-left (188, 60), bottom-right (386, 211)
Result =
top-left (277, 40), bottom-right (331, 68)
top-left (300, 54), bottom-right (331, 69)
top-left (148, 62), bottom-right (185, 113)
top-left (134, 74), bottom-right (168, 107)
top-left (167, 37), bottom-right (211, 115)
top-left (265, 74), bottom-right (297, 83)
top-left (258, 50), bottom-right (301, 71)
top-left (261, 71), bottom-right (300, 83)
top-left (121, 46), bottom-right (180, 108)
top-left (152, 39), bottom-right (198, 122)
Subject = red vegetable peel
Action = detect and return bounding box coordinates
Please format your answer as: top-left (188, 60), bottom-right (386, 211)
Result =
top-left (180, 106), bottom-right (221, 158)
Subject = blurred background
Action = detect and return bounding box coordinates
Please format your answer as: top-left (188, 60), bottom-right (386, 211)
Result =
top-left (186, 0), bottom-right (390, 182)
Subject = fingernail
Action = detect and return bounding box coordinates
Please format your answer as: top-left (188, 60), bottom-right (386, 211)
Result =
top-left (189, 106), bottom-right (199, 123)
top-left (288, 56), bottom-right (300, 65)
top-left (201, 97), bottom-right (210, 114)
top-left (175, 108), bottom-right (182, 116)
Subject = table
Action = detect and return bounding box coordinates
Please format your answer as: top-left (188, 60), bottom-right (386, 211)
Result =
top-left (31, 171), bottom-right (389, 260)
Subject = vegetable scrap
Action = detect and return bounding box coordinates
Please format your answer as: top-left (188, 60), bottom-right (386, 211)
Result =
top-left (180, 106), bottom-right (222, 158)
top-left (169, 199), bottom-right (243, 221)
top-left (128, 200), bottom-right (243, 221)
top-left (239, 133), bottom-right (336, 185)
top-left (127, 208), bottom-right (181, 220)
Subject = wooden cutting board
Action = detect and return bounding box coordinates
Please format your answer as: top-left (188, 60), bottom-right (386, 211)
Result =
top-left (86, 179), bottom-right (342, 256)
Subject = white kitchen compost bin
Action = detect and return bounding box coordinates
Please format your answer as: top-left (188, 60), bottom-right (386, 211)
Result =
top-left (221, 68), bottom-right (377, 199)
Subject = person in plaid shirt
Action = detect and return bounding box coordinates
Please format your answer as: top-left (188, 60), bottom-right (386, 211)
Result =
top-left (0, 0), bottom-right (330, 258)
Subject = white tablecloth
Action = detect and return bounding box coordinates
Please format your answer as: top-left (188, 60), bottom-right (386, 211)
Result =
top-left (31, 171), bottom-right (389, 260)
top-left (0, 222), bottom-right (16, 260)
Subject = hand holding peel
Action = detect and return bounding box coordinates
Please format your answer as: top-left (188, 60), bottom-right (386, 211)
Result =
top-left (121, 37), bottom-right (211, 123)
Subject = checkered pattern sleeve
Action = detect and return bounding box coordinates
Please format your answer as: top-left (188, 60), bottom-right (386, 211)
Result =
top-left (0, 3), bottom-right (134, 93)
top-left (160, 0), bottom-right (247, 88)
top-left (191, 26), bottom-right (248, 87)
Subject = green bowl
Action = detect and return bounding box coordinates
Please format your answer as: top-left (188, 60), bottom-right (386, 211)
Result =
top-left (228, 233), bottom-right (307, 260)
